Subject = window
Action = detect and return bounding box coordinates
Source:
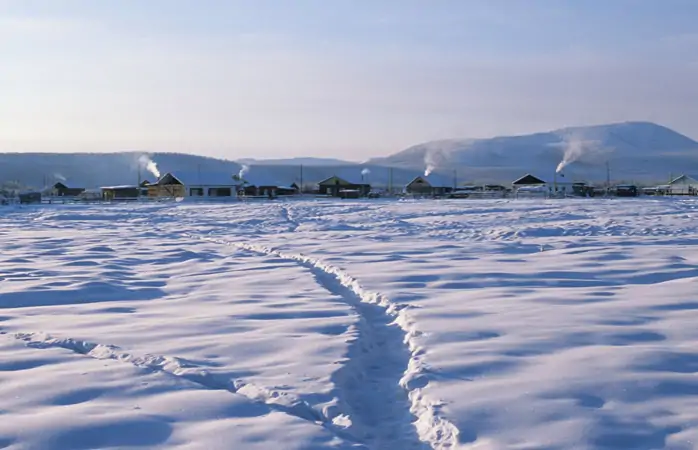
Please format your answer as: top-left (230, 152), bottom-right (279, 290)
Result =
top-left (190, 188), bottom-right (204, 196)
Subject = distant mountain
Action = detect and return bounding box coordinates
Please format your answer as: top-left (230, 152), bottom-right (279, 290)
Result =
top-left (2, 122), bottom-right (696, 190)
top-left (237, 157), bottom-right (356, 166)
top-left (0, 152), bottom-right (243, 190)
top-left (369, 122), bottom-right (698, 183)
top-left (0, 152), bottom-right (451, 191)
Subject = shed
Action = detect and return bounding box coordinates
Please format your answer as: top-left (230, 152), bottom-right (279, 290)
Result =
top-left (18, 192), bottom-right (42, 204)
top-left (614, 184), bottom-right (638, 197)
top-left (101, 185), bottom-right (140, 201)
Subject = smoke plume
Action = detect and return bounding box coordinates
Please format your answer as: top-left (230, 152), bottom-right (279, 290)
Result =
top-left (423, 147), bottom-right (445, 177)
top-left (238, 164), bottom-right (250, 180)
top-left (138, 155), bottom-right (161, 179)
top-left (553, 135), bottom-right (601, 174)
top-left (361, 168), bottom-right (371, 176)
top-left (53, 173), bottom-right (67, 182)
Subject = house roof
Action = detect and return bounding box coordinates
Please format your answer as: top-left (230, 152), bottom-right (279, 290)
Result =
top-left (405, 175), bottom-right (453, 188)
top-left (157, 171), bottom-right (237, 186)
top-left (512, 174), bottom-right (546, 185)
top-left (670, 174), bottom-right (698, 185)
top-left (406, 176), bottom-right (432, 188)
top-left (157, 171), bottom-right (293, 188)
top-left (317, 175), bottom-right (368, 186)
top-left (100, 185), bottom-right (139, 190)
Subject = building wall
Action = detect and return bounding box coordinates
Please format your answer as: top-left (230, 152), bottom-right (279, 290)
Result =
top-left (670, 178), bottom-right (698, 195)
top-left (148, 184), bottom-right (186, 198)
top-left (150, 183), bottom-right (245, 198)
top-left (103, 188), bottom-right (139, 200)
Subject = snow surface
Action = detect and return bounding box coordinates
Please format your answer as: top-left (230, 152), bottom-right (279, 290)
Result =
top-left (2, 198), bottom-right (698, 449)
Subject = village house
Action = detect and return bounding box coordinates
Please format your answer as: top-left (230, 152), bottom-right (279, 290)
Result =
top-left (150, 172), bottom-right (239, 198)
top-left (512, 174), bottom-right (548, 197)
top-left (51, 182), bottom-right (85, 197)
top-left (148, 171), bottom-right (295, 199)
top-left (235, 175), bottom-right (298, 198)
top-left (404, 176), bottom-right (453, 197)
top-left (668, 174), bottom-right (698, 195)
top-left (317, 176), bottom-right (370, 198)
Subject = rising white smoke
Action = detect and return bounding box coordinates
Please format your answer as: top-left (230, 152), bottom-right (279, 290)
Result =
top-left (238, 164), bottom-right (250, 180)
top-left (53, 173), bottom-right (67, 182)
top-left (138, 155), bottom-right (161, 179)
top-left (423, 146), bottom-right (446, 177)
top-left (553, 134), bottom-right (602, 174)
top-left (361, 168), bottom-right (371, 176)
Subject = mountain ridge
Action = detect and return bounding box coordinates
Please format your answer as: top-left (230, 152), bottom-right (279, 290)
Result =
top-left (1, 122), bottom-right (697, 189)
top-left (368, 121), bottom-right (698, 182)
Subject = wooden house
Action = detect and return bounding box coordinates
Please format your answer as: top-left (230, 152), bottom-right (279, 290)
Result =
top-left (404, 176), bottom-right (453, 197)
top-left (52, 182), bottom-right (85, 197)
top-left (235, 175), bottom-right (297, 198)
top-left (150, 172), bottom-right (239, 198)
top-left (317, 176), bottom-right (370, 198)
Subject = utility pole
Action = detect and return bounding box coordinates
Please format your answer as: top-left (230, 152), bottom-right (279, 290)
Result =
top-left (388, 167), bottom-right (393, 195)
top-left (606, 161), bottom-right (611, 196)
top-left (299, 164), bottom-right (304, 195)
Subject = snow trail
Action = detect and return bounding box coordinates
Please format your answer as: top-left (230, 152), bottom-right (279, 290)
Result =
top-left (6, 331), bottom-right (367, 445)
top-left (192, 235), bottom-right (461, 449)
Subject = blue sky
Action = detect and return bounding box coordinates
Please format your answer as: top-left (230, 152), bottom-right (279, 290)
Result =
top-left (1, 0), bottom-right (697, 159)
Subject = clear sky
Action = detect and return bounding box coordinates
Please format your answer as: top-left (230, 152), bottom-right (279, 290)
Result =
top-left (2, 0), bottom-right (697, 160)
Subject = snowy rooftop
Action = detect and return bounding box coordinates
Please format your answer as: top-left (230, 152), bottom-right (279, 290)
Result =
top-left (99, 185), bottom-right (139, 189)
top-left (158, 171), bottom-right (295, 188)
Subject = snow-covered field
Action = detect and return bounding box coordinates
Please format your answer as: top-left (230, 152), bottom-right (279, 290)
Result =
top-left (2, 198), bottom-right (698, 449)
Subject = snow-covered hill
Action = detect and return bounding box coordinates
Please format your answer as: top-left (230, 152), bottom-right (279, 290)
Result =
top-left (237, 157), bottom-right (357, 167)
top-left (0, 152), bottom-right (452, 191)
top-left (369, 121), bottom-right (698, 183)
top-left (2, 122), bottom-right (697, 189)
